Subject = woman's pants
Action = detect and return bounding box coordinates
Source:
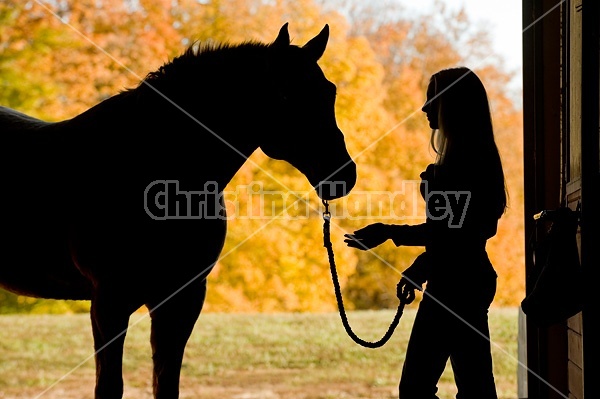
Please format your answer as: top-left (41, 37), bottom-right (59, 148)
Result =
top-left (398, 275), bottom-right (498, 399)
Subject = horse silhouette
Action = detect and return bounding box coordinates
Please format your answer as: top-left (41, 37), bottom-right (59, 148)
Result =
top-left (0, 23), bottom-right (356, 399)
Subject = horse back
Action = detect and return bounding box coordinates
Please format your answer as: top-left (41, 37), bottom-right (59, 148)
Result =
top-left (0, 106), bottom-right (52, 133)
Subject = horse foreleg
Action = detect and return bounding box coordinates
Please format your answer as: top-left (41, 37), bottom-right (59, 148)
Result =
top-left (147, 280), bottom-right (206, 399)
top-left (90, 288), bottom-right (137, 399)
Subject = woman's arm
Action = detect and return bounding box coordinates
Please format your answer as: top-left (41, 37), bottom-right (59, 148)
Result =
top-left (344, 213), bottom-right (498, 251)
top-left (389, 206), bottom-right (499, 248)
top-left (389, 223), bottom-right (428, 246)
top-left (344, 222), bottom-right (429, 250)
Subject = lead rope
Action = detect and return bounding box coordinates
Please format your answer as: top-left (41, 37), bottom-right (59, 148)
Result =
top-left (322, 199), bottom-right (405, 348)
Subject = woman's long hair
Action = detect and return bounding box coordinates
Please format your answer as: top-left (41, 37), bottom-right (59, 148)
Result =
top-left (428, 66), bottom-right (507, 218)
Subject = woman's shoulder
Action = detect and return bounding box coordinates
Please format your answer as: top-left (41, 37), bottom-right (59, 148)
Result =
top-left (420, 163), bottom-right (471, 191)
top-left (420, 163), bottom-right (445, 183)
top-left (419, 163), bottom-right (436, 179)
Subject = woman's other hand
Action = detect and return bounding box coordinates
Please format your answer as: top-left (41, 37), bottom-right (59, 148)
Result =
top-left (344, 223), bottom-right (390, 250)
top-left (397, 277), bottom-right (418, 304)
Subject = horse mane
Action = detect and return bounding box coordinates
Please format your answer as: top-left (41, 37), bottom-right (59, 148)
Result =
top-left (135, 39), bottom-right (272, 92)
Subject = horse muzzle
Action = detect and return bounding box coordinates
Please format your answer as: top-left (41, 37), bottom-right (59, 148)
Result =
top-left (314, 161), bottom-right (356, 200)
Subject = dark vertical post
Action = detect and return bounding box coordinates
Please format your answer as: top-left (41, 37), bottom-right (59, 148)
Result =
top-left (522, 0), bottom-right (568, 397)
top-left (580, 1), bottom-right (599, 397)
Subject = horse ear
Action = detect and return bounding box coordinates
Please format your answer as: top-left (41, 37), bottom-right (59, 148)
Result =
top-left (303, 24), bottom-right (329, 62)
top-left (272, 22), bottom-right (290, 48)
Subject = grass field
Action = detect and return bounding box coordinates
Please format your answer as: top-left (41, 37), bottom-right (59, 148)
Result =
top-left (0, 307), bottom-right (519, 399)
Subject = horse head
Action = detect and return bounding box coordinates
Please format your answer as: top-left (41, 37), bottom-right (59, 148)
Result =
top-left (259, 23), bottom-right (356, 201)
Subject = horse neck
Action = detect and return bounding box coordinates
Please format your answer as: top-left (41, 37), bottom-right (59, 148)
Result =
top-left (65, 88), bottom-right (261, 190)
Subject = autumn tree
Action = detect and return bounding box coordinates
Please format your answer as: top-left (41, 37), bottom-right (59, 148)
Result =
top-left (325, 0), bottom-right (525, 308)
top-left (0, 0), bottom-right (524, 313)
top-left (0, 1), bottom-right (70, 114)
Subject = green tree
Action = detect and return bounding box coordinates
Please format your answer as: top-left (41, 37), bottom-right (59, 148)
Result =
top-left (0, 1), bottom-right (69, 115)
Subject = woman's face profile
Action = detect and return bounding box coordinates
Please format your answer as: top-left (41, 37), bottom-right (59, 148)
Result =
top-left (422, 80), bottom-right (439, 129)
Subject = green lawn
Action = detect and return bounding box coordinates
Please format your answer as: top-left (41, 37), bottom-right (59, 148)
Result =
top-left (0, 308), bottom-right (519, 398)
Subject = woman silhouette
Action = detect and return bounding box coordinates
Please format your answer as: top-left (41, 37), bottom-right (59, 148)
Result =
top-left (345, 67), bottom-right (507, 399)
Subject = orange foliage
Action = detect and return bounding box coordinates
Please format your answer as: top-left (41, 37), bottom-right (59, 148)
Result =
top-left (0, 0), bottom-right (525, 312)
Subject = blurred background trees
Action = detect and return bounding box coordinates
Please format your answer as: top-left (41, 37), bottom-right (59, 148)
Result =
top-left (0, 0), bottom-right (523, 313)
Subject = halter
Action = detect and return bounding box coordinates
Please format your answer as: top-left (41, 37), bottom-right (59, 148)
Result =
top-left (322, 199), bottom-right (406, 348)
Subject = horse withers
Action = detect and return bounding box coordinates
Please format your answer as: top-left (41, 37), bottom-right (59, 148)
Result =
top-left (0, 23), bottom-right (356, 398)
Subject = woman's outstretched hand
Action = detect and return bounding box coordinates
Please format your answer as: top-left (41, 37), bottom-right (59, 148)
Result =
top-left (344, 223), bottom-right (390, 250)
